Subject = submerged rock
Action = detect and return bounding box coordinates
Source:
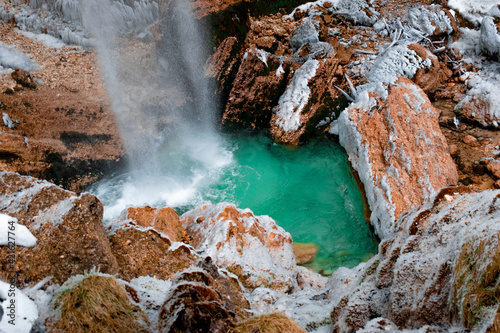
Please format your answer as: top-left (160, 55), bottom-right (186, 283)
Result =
top-left (332, 78), bottom-right (458, 238)
top-left (329, 187), bottom-right (500, 332)
top-left (0, 171), bottom-right (119, 287)
top-left (292, 242), bottom-right (319, 265)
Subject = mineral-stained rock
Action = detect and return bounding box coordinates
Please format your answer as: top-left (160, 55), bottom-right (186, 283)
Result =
top-left (332, 78), bottom-right (458, 238)
top-left (107, 220), bottom-right (198, 282)
top-left (0, 171), bottom-right (119, 287)
top-left (329, 188), bottom-right (500, 332)
top-left (181, 203), bottom-right (297, 292)
top-left (158, 257), bottom-right (250, 332)
top-left (121, 206), bottom-right (190, 243)
top-left (222, 50), bottom-right (295, 129)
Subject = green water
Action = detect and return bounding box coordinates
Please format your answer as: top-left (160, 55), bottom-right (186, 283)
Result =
top-left (207, 134), bottom-right (378, 275)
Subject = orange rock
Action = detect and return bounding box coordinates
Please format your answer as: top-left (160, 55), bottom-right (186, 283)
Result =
top-left (125, 206), bottom-right (190, 243)
top-left (487, 161), bottom-right (500, 179)
top-left (462, 135), bottom-right (478, 145)
top-left (336, 78), bottom-right (458, 237)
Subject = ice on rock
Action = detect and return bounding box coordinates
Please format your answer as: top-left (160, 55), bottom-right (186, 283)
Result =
top-left (0, 213), bottom-right (37, 247)
top-left (407, 5), bottom-right (454, 36)
top-left (274, 59), bottom-right (319, 132)
top-left (478, 5), bottom-right (500, 61)
top-left (448, 0), bottom-right (499, 26)
top-left (2, 113), bottom-right (14, 129)
top-left (0, 42), bottom-right (35, 72)
top-left (367, 43), bottom-right (432, 84)
top-left (289, 19), bottom-right (320, 52)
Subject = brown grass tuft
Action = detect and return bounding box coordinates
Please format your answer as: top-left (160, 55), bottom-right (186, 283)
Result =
top-left (451, 232), bottom-right (500, 329)
top-left (230, 313), bottom-right (306, 333)
top-left (49, 275), bottom-right (149, 333)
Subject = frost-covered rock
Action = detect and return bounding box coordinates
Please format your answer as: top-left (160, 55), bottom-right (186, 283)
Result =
top-left (181, 203), bottom-right (297, 292)
top-left (455, 71), bottom-right (500, 127)
top-left (478, 5), bottom-right (500, 61)
top-left (221, 50), bottom-right (295, 130)
top-left (158, 257), bottom-right (250, 332)
top-left (448, 0), bottom-right (499, 26)
top-left (328, 188), bottom-right (500, 332)
top-left (107, 217), bottom-right (198, 281)
top-left (271, 58), bottom-right (348, 145)
top-left (0, 171), bottom-right (119, 286)
top-left (407, 5), bottom-right (456, 37)
top-left (331, 78), bottom-right (458, 238)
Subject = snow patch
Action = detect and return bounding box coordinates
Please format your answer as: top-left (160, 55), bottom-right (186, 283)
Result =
top-left (0, 280), bottom-right (39, 332)
top-left (0, 42), bottom-right (35, 72)
top-left (0, 214), bottom-right (37, 247)
top-left (448, 0), bottom-right (499, 26)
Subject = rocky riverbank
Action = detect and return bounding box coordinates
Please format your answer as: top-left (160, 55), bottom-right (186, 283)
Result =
top-left (0, 0), bottom-right (499, 332)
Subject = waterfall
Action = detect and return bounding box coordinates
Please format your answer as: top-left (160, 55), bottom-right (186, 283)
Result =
top-left (80, 0), bottom-right (232, 218)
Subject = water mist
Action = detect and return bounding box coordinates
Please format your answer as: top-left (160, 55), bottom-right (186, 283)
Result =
top-left (83, 0), bottom-right (232, 219)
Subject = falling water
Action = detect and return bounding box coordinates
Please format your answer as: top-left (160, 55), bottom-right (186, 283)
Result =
top-left (83, 0), bottom-right (233, 217)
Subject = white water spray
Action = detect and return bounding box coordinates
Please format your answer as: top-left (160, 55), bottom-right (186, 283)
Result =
top-left (79, 0), bottom-right (232, 219)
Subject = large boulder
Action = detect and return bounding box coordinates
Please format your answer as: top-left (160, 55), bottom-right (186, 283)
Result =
top-left (158, 257), bottom-right (250, 332)
top-left (0, 171), bottom-right (119, 287)
top-left (332, 78), bottom-right (458, 238)
top-left (107, 215), bottom-right (198, 282)
top-left (270, 58), bottom-right (348, 145)
top-left (329, 187), bottom-right (500, 332)
top-left (181, 203), bottom-right (297, 292)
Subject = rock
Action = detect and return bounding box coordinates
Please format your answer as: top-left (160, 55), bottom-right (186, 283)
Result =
top-left (181, 203), bottom-right (297, 292)
top-left (463, 134), bottom-right (478, 145)
top-left (449, 144), bottom-right (458, 156)
top-left (487, 160), bottom-right (500, 179)
top-left (121, 206), bottom-right (190, 243)
top-left (333, 78), bottom-right (458, 238)
top-left (407, 5), bottom-right (457, 38)
top-left (205, 36), bottom-right (241, 103)
top-left (107, 218), bottom-right (198, 282)
top-left (11, 68), bottom-right (36, 89)
top-left (271, 58), bottom-right (348, 145)
top-left (329, 187), bottom-right (500, 332)
top-left (158, 257), bottom-right (250, 332)
top-left (292, 242), bottom-right (319, 264)
top-left (0, 171), bottom-right (119, 287)
top-left (222, 50), bottom-right (295, 129)
top-left (46, 274), bottom-right (150, 332)
top-left (408, 43), bottom-right (453, 94)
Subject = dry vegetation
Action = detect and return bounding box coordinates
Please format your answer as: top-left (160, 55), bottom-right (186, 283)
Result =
top-left (231, 313), bottom-right (306, 333)
top-left (48, 275), bottom-right (149, 333)
top-left (451, 233), bottom-right (500, 329)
